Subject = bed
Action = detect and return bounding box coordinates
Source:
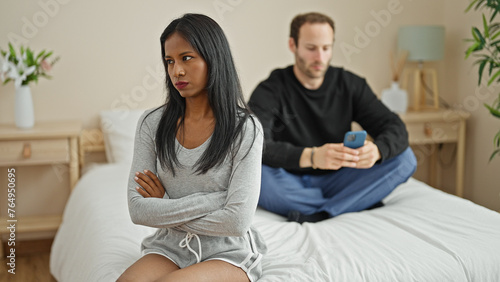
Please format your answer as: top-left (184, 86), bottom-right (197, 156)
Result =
top-left (50, 110), bottom-right (500, 282)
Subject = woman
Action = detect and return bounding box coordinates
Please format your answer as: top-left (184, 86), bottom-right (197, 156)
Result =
top-left (118, 14), bottom-right (266, 282)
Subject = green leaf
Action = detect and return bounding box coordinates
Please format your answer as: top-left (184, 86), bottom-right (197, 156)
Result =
top-left (491, 9), bottom-right (498, 22)
top-left (473, 27), bottom-right (487, 44)
top-left (478, 60), bottom-right (487, 85)
top-left (26, 48), bottom-right (35, 66)
top-left (485, 103), bottom-right (500, 117)
top-left (41, 51), bottom-right (53, 61)
top-left (490, 39), bottom-right (500, 46)
top-left (51, 56), bottom-right (60, 66)
top-left (466, 42), bottom-right (481, 58)
top-left (489, 148), bottom-right (500, 162)
top-left (466, 0), bottom-right (480, 12)
top-left (487, 69), bottom-right (500, 85)
top-left (36, 50), bottom-right (46, 60)
top-left (8, 42), bottom-right (16, 58)
top-left (489, 60), bottom-right (496, 75)
top-left (483, 14), bottom-right (490, 37)
top-left (473, 58), bottom-right (486, 66)
top-left (490, 26), bottom-right (500, 36)
top-left (472, 27), bottom-right (480, 41)
top-left (494, 131), bottom-right (500, 147)
top-left (475, 0), bottom-right (486, 10)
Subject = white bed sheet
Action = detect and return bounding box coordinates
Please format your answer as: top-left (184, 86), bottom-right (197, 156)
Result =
top-left (50, 163), bottom-right (500, 282)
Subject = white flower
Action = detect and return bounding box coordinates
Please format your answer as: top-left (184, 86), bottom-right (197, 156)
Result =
top-left (0, 52), bottom-right (11, 82)
top-left (3, 53), bottom-right (36, 88)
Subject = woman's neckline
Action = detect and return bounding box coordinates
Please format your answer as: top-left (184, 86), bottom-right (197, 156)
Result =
top-left (175, 134), bottom-right (213, 151)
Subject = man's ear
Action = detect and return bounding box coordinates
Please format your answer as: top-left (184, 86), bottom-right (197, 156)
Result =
top-left (288, 37), bottom-right (297, 53)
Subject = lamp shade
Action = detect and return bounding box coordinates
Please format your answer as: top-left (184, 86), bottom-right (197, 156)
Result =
top-left (398, 25), bottom-right (445, 61)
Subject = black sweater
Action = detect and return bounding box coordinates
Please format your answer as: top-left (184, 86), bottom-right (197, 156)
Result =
top-left (248, 65), bottom-right (409, 175)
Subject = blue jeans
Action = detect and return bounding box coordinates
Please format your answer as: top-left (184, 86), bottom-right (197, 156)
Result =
top-left (258, 147), bottom-right (417, 217)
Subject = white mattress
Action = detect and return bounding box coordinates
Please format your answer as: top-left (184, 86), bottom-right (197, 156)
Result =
top-left (50, 163), bottom-right (500, 282)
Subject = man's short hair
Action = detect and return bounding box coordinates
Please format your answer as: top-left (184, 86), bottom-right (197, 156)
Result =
top-left (290, 12), bottom-right (335, 46)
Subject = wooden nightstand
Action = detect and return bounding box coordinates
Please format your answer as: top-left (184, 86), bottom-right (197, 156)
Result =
top-left (0, 120), bottom-right (81, 255)
top-left (399, 110), bottom-right (471, 197)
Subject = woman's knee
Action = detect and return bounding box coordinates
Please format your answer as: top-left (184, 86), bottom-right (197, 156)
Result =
top-left (117, 254), bottom-right (179, 282)
top-left (117, 272), bottom-right (143, 282)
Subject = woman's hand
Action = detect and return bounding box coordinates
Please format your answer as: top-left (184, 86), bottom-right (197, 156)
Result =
top-left (134, 170), bottom-right (165, 198)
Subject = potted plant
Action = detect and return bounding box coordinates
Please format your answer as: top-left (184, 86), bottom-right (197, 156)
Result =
top-left (0, 43), bottom-right (59, 128)
top-left (465, 0), bottom-right (500, 161)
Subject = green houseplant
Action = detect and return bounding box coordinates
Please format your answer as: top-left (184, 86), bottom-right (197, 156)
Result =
top-left (465, 0), bottom-right (500, 161)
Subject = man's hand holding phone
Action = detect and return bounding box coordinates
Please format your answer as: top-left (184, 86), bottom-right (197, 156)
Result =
top-left (312, 143), bottom-right (360, 170)
top-left (310, 131), bottom-right (381, 170)
top-left (343, 130), bottom-right (380, 168)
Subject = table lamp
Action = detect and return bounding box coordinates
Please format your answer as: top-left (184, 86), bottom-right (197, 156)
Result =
top-left (398, 25), bottom-right (445, 111)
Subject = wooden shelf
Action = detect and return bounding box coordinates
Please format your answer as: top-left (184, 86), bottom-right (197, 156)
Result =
top-left (0, 120), bottom-right (81, 255)
top-left (0, 215), bottom-right (62, 234)
top-left (399, 109), bottom-right (470, 197)
top-left (0, 120), bottom-right (81, 140)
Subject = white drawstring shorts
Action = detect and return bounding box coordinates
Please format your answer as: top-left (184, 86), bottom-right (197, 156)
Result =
top-left (141, 227), bottom-right (267, 282)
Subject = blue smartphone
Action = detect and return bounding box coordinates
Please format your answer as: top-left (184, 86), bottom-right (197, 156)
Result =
top-left (343, 130), bottom-right (367, 149)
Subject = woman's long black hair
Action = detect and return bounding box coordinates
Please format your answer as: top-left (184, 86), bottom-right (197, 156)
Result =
top-left (146, 13), bottom-right (255, 175)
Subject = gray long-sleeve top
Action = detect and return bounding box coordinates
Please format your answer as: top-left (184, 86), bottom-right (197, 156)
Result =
top-left (127, 107), bottom-right (264, 237)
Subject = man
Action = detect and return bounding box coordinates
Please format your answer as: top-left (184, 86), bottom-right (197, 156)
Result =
top-left (248, 12), bottom-right (417, 223)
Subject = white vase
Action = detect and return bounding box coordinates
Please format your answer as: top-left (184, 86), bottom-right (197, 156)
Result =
top-left (381, 81), bottom-right (408, 114)
top-left (15, 85), bottom-right (35, 129)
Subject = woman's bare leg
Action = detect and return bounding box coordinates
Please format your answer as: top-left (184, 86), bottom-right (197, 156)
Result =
top-left (117, 254), bottom-right (179, 282)
top-left (156, 260), bottom-right (250, 282)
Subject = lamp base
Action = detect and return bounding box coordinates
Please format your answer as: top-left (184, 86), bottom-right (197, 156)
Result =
top-left (401, 65), bottom-right (439, 111)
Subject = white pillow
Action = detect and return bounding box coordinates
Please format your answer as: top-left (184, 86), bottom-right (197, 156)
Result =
top-left (100, 109), bottom-right (146, 163)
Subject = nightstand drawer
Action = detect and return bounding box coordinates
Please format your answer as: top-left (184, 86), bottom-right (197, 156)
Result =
top-left (405, 121), bottom-right (459, 144)
top-left (0, 139), bottom-right (69, 166)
